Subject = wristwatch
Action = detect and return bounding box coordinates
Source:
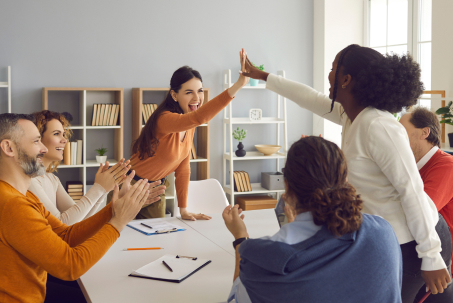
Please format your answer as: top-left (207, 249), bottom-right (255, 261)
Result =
top-left (233, 237), bottom-right (249, 250)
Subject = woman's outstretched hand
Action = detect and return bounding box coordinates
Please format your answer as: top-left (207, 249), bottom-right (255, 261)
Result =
top-left (179, 208), bottom-right (212, 221)
top-left (240, 50), bottom-right (269, 82)
top-left (227, 49), bottom-right (250, 98)
top-left (95, 159), bottom-right (131, 192)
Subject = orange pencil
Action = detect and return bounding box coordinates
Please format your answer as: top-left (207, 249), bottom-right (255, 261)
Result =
top-left (123, 247), bottom-right (162, 251)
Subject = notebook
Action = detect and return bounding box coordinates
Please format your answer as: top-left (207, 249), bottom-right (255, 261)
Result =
top-left (129, 254), bottom-right (211, 283)
top-left (127, 219), bottom-right (185, 236)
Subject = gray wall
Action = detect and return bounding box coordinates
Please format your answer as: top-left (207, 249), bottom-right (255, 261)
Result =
top-left (0, 0), bottom-right (313, 186)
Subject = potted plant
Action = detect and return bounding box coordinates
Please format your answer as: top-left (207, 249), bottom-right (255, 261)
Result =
top-left (95, 146), bottom-right (108, 163)
top-left (435, 101), bottom-right (453, 147)
top-left (250, 63), bottom-right (264, 86)
top-left (233, 127), bottom-right (247, 157)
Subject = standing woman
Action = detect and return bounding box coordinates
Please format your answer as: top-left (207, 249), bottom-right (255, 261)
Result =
top-left (29, 110), bottom-right (133, 225)
top-left (242, 45), bottom-right (451, 302)
top-left (129, 50), bottom-right (248, 220)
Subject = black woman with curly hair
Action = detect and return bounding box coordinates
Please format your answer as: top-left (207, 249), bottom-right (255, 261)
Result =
top-left (242, 45), bottom-right (452, 302)
top-left (223, 136), bottom-right (402, 303)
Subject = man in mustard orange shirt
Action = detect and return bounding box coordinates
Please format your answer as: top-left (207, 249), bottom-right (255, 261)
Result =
top-left (0, 113), bottom-right (165, 303)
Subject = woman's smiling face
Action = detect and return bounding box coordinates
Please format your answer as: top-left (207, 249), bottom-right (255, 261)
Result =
top-left (171, 77), bottom-right (204, 114)
top-left (41, 119), bottom-right (67, 162)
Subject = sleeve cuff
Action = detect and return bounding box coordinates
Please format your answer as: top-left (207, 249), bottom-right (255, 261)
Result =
top-left (421, 254), bottom-right (447, 271)
top-left (265, 73), bottom-right (278, 91)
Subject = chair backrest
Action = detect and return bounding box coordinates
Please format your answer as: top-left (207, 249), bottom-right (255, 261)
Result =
top-left (173, 179), bottom-right (228, 217)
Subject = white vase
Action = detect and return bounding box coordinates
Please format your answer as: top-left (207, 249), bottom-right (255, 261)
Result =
top-left (96, 155), bottom-right (107, 163)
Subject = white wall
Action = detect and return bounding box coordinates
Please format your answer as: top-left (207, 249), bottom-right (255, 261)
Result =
top-left (313, 0), bottom-right (364, 146)
top-left (0, 0), bottom-right (314, 185)
top-left (432, 0), bottom-right (453, 147)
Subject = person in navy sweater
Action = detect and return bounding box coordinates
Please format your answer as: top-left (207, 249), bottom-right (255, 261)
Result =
top-left (223, 136), bottom-right (403, 303)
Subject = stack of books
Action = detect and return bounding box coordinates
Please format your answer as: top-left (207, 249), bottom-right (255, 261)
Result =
top-left (189, 142), bottom-right (197, 160)
top-left (142, 103), bottom-right (158, 124)
top-left (233, 171), bottom-right (252, 192)
top-left (91, 104), bottom-right (120, 126)
top-left (66, 181), bottom-right (83, 202)
top-left (63, 140), bottom-right (83, 165)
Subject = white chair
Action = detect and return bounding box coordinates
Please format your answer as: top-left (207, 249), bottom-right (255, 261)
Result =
top-left (173, 179), bottom-right (229, 217)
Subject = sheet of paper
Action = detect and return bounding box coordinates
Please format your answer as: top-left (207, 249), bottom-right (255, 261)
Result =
top-left (132, 254), bottom-right (210, 281)
top-left (127, 219), bottom-right (185, 235)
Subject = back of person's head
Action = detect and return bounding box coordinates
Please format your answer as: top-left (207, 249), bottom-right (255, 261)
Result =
top-left (284, 136), bottom-right (363, 237)
top-left (132, 65), bottom-right (203, 160)
top-left (332, 44), bottom-right (424, 113)
top-left (31, 110), bottom-right (72, 172)
top-left (0, 113), bottom-right (35, 148)
top-left (409, 107), bottom-right (441, 148)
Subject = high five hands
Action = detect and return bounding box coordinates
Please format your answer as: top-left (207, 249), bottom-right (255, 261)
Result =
top-left (239, 49), bottom-right (269, 82)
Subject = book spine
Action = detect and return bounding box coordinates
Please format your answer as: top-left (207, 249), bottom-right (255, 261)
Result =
top-left (71, 142), bottom-right (77, 165)
top-left (63, 141), bottom-right (71, 165)
top-left (76, 140), bottom-right (83, 165)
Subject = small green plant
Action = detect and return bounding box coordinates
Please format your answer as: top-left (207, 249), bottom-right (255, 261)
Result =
top-left (251, 62), bottom-right (265, 71)
top-left (95, 145), bottom-right (108, 156)
top-left (436, 101), bottom-right (453, 125)
top-left (232, 127), bottom-right (247, 142)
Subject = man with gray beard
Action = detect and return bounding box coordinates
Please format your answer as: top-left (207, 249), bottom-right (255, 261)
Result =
top-left (0, 113), bottom-right (164, 303)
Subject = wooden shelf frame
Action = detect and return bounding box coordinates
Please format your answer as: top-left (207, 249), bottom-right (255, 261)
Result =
top-left (42, 87), bottom-right (124, 194)
top-left (132, 87), bottom-right (211, 215)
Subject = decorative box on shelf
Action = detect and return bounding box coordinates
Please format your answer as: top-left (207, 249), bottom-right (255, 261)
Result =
top-left (261, 172), bottom-right (284, 190)
top-left (236, 195), bottom-right (277, 211)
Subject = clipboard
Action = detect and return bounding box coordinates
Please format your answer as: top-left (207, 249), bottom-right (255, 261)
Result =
top-left (127, 219), bottom-right (186, 236)
top-left (129, 254), bottom-right (211, 283)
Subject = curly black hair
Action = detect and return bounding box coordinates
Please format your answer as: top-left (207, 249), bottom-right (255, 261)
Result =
top-left (332, 44), bottom-right (424, 114)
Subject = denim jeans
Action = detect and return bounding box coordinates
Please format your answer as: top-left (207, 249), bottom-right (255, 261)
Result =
top-left (400, 213), bottom-right (452, 303)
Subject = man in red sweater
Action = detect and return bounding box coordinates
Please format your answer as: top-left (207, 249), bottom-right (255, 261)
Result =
top-left (400, 107), bottom-right (453, 301)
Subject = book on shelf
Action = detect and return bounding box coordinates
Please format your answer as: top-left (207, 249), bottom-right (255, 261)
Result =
top-left (112, 104), bottom-right (119, 126)
top-left (103, 104), bottom-right (111, 126)
top-left (63, 141), bottom-right (71, 165)
top-left (233, 171), bottom-right (251, 192)
top-left (66, 181), bottom-right (83, 191)
top-left (92, 104), bottom-right (98, 126)
top-left (191, 142), bottom-right (197, 159)
top-left (97, 104), bottom-right (105, 126)
top-left (70, 142), bottom-right (77, 165)
top-left (109, 104), bottom-right (118, 126)
top-left (76, 140), bottom-right (82, 165)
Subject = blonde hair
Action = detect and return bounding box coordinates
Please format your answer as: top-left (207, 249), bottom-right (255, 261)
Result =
top-left (31, 110), bottom-right (73, 172)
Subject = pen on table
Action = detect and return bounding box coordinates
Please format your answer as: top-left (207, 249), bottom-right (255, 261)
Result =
top-left (141, 223), bottom-right (153, 229)
top-left (123, 247), bottom-right (162, 251)
top-left (162, 260), bottom-right (173, 272)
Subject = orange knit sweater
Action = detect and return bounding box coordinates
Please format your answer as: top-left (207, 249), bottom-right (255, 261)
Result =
top-left (0, 180), bottom-right (119, 303)
top-left (130, 89), bottom-right (233, 208)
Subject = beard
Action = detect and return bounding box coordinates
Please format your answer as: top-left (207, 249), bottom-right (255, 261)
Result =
top-left (17, 146), bottom-right (46, 178)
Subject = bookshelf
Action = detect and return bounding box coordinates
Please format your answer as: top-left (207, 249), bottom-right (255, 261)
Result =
top-left (42, 87), bottom-right (124, 194)
top-left (0, 66), bottom-right (11, 113)
top-left (222, 70), bottom-right (288, 206)
top-left (132, 88), bottom-right (210, 215)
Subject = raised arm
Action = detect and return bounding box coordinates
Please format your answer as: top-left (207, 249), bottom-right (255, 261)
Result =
top-left (242, 52), bottom-right (343, 125)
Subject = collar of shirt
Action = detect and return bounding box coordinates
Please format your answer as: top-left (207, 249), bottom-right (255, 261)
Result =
top-left (417, 146), bottom-right (439, 170)
top-left (267, 211), bottom-right (322, 245)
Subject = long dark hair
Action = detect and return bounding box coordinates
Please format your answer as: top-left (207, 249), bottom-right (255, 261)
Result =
top-left (284, 137), bottom-right (363, 237)
top-left (331, 44), bottom-right (423, 113)
top-left (132, 66), bottom-right (202, 160)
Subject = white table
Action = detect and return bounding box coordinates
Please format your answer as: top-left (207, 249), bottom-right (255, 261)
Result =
top-left (179, 209), bottom-right (280, 256)
top-left (78, 210), bottom-right (279, 303)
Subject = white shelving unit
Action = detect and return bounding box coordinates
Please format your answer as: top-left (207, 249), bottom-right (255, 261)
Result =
top-left (43, 88), bottom-right (124, 195)
top-left (222, 69), bottom-right (288, 205)
top-left (0, 66), bottom-right (11, 113)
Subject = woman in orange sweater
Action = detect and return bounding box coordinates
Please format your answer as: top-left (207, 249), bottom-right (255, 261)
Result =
top-left (130, 50), bottom-right (248, 220)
